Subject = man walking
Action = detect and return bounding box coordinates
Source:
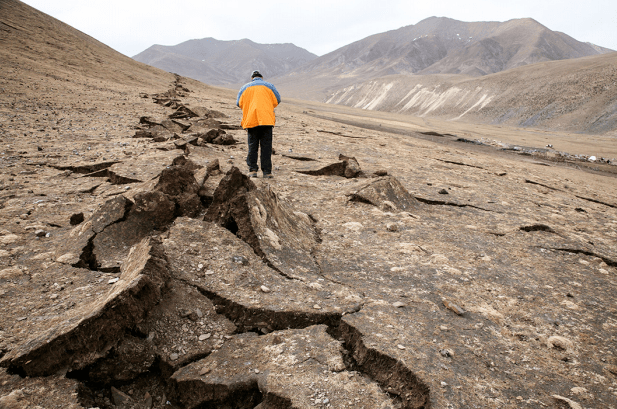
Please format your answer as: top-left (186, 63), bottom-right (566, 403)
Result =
top-left (236, 70), bottom-right (281, 178)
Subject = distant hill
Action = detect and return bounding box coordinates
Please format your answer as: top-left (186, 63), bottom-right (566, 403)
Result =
top-left (324, 52), bottom-right (617, 134)
top-left (275, 17), bottom-right (613, 101)
top-left (133, 38), bottom-right (317, 85)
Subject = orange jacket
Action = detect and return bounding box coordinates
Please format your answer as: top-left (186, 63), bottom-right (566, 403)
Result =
top-left (236, 78), bottom-right (281, 129)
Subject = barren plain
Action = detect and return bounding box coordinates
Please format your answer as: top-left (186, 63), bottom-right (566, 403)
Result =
top-left (1, 1), bottom-right (617, 409)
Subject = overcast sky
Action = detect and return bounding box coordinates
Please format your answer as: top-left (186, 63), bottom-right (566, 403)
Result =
top-left (21, 0), bottom-right (617, 57)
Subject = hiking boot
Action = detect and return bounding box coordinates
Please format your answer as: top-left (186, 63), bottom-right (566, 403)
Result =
top-left (263, 173), bottom-right (273, 179)
top-left (248, 171), bottom-right (258, 178)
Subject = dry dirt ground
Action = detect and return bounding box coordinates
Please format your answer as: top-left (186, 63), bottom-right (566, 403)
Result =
top-left (1, 4), bottom-right (617, 408)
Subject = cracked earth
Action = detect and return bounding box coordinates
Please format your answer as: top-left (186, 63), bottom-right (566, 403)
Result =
top-left (1, 66), bottom-right (616, 409)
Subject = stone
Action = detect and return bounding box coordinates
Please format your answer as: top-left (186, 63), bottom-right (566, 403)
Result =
top-left (547, 336), bottom-right (574, 352)
top-left (551, 395), bottom-right (582, 409)
top-left (386, 223), bottom-right (399, 232)
top-left (92, 192), bottom-right (175, 271)
top-left (349, 175), bottom-right (419, 212)
top-left (443, 299), bottom-right (465, 315)
top-left (111, 386), bottom-right (132, 407)
top-left (260, 285), bottom-right (271, 293)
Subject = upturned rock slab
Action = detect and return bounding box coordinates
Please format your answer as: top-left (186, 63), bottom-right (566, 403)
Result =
top-left (170, 325), bottom-right (394, 409)
top-left (154, 164), bottom-right (203, 218)
top-left (296, 154), bottom-right (363, 178)
top-left (348, 175), bottom-right (420, 212)
top-left (93, 192), bottom-right (175, 271)
top-left (163, 217), bottom-right (362, 332)
top-left (0, 238), bottom-right (170, 376)
top-left (54, 195), bottom-right (133, 267)
top-left (205, 167), bottom-right (320, 279)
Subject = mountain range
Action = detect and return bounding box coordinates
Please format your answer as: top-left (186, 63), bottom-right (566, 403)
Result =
top-left (273, 16), bottom-right (613, 100)
top-left (133, 38), bottom-right (317, 85)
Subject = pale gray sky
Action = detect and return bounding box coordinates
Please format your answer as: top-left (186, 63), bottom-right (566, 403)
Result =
top-left (21, 0), bottom-right (617, 57)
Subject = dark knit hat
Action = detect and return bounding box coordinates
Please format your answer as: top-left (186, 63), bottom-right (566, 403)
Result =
top-left (251, 70), bottom-right (263, 78)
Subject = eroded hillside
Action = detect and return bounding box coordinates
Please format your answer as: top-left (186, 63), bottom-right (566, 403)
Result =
top-left (325, 52), bottom-right (617, 134)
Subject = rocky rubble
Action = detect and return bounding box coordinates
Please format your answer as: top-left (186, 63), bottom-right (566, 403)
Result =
top-left (134, 76), bottom-right (239, 147)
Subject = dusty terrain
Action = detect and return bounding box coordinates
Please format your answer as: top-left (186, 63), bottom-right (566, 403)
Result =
top-left (1, 1), bottom-right (617, 409)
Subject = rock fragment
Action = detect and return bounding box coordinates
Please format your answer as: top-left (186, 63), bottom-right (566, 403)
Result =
top-left (296, 154), bottom-right (363, 178)
top-left (551, 395), bottom-right (583, 409)
top-left (204, 167), bottom-right (320, 278)
top-left (349, 175), bottom-right (419, 212)
top-left (443, 299), bottom-right (465, 315)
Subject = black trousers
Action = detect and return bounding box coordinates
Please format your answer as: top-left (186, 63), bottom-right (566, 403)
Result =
top-left (246, 125), bottom-right (273, 174)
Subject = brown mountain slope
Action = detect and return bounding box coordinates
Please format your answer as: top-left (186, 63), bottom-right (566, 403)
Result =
top-left (0, 0), bottom-right (172, 88)
top-left (324, 52), bottom-right (617, 134)
top-left (275, 17), bottom-right (611, 101)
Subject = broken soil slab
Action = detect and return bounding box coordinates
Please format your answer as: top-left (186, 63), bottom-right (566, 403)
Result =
top-left (163, 217), bottom-right (362, 332)
top-left (348, 175), bottom-right (420, 212)
top-left (154, 164), bottom-right (204, 218)
top-left (0, 263), bottom-right (106, 362)
top-left (171, 325), bottom-right (395, 409)
top-left (205, 167), bottom-right (321, 279)
top-left (92, 192), bottom-right (175, 271)
top-left (0, 237), bottom-right (169, 376)
top-left (53, 195), bottom-right (133, 268)
top-left (296, 154), bottom-right (363, 179)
